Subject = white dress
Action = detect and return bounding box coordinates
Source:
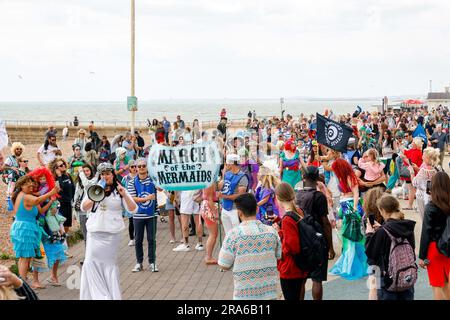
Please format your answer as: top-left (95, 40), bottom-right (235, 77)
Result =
top-left (79, 190), bottom-right (137, 300)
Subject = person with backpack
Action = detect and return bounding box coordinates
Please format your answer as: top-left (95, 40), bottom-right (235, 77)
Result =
top-left (295, 166), bottom-right (334, 300)
top-left (419, 172), bottom-right (450, 300)
top-left (217, 154), bottom-right (249, 235)
top-left (365, 195), bottom-right (417, 300)
top-left (273, 182), bottom-right (309, 300)
top-left (329, 159), bottom-right (369, 280)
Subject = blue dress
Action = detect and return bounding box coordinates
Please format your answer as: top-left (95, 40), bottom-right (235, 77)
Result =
top-left (43, 240), bottom-right (67, 269)
top-left (10, 197), bottom-right (40, 258)
top-left (37, 212), bottom-right (67, 270)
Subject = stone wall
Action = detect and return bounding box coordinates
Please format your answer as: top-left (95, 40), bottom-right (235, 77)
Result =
top-left (6, 121), bottom-right (247, 145)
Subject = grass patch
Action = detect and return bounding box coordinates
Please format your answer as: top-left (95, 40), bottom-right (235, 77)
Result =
top-left (9, 260), bottom-right (19, 276)
top-left (0, 252), bottom-right (15, 260)
top-left (66, 228), bottom-right (84, 247)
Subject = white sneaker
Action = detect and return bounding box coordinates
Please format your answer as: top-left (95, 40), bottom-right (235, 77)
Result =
top-left (150, 263), bottom-right (159, 272)
top-left (195, 243), bottom-right (204, 251)
top-left (132, 263), bottom-right (143, 272)
top-left (172, 243), bottom-right (191, 252)
top-left (128, 240), bottom-right (135, 247)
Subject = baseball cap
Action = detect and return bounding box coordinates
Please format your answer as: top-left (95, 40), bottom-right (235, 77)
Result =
top-left (347, 137), bottom-right (356, 145)
top-left (303, 166), bottom-right (319, 181)
top-left (226, 154), bottom-right (240, 164)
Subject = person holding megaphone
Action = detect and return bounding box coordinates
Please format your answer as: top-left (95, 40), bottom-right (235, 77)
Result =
top-left (79, 162), bottom-right (137, 300)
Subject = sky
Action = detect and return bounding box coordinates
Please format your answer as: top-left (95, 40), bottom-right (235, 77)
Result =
top-left (0, 0), bottom-right (450, 101)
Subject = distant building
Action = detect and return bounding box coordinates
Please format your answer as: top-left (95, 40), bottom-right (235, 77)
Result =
top-left (426, 86), bottom-right (450, 109)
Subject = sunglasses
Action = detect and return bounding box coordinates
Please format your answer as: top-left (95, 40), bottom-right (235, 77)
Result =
top-left (58, 163), bottom-right (66, 168)
top-left (130, 165), bottom-right (137, 168)
top-left (16, 148), bottom-right (23, 151)
top-left (137, 165), bottom-right (147, 169)
top-left (20, 160), bottom-right (28, 163)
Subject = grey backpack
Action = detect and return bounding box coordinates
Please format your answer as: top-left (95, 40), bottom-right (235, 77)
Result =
top-left (384, 228), bottom-right (418, 292)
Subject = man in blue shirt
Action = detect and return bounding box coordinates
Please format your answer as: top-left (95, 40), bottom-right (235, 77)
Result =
top-left (218, 154), bottom-right (249, 235)
top-left (128, 158), bottom-right (158, 272)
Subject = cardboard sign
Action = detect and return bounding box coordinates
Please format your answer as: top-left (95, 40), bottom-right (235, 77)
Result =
top-left (147, 141), bottom-right (222, 191)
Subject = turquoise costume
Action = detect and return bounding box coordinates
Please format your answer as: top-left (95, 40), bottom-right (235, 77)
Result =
top-left (280, 151), bottom-right (302, 189)
top-left (10, 197), bottom-right (40, 258)
top-left (36, 208), bottom-right (67, 270)
top-left (329, 198), bottom-right (369, 280)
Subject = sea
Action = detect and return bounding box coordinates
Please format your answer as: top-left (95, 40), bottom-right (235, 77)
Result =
top-left (0, 99), bottom-right (381, 125)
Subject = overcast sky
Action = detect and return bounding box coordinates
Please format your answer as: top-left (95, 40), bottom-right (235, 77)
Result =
top-left (1, 0), bottom-right (449, 101)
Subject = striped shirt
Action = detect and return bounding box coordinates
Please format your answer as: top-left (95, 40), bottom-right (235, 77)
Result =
top-left (127, 176), bottom-right (157, 220)
top-left (218, 220), bottom-right (282, 300)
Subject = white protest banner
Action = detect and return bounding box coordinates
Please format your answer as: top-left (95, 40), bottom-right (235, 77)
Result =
top-left (147, 141), bottom-right (222, 191)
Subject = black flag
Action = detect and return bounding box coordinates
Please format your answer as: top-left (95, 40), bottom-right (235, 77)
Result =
top-left (316, 113), bottom-right (353, 153)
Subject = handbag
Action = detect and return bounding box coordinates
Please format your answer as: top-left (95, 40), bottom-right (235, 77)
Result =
top-left (342, 209), bottom-right (364, 242)
top-left (438, 216), bottom-right (450, 257)
top-left (396, 156), bottom-right (411, 178)
top-left (193, 190), bottom-right (203, 204)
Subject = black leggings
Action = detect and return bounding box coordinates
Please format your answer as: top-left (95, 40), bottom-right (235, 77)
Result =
top-left (129, 217), bottom-right (134, 240)
top-left (280, 278), bottom-right (306, 300)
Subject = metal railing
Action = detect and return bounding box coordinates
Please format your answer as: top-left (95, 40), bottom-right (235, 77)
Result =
top-left (3, 118), bottom-right (255, 129)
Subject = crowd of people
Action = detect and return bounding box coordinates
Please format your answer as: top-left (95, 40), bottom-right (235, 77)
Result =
top-left (1, 104), bottom-right (450, 301)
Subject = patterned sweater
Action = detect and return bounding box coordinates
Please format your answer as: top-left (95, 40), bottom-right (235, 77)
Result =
top-left (218, 220), bottom-right (281, 300)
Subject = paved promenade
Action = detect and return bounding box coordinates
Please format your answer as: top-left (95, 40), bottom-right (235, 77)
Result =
top-left (36, 204), bottom-right (432, 300)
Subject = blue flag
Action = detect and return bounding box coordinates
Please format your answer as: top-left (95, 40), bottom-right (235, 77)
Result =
top-left (412, 124), bottom-right (427, 146)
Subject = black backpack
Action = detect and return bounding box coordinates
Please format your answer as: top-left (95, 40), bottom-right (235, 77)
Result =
top-left (438, 216), bottom-right (450, 257)
top-left (282, 210), bottom-right (327, 272)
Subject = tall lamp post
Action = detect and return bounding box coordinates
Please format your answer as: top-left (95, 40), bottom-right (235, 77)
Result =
top-left (129, 0), bottom-right (136, 134)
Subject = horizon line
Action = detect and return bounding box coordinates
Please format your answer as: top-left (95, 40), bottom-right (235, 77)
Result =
top-left (0, 94), bottom-right (426, 103)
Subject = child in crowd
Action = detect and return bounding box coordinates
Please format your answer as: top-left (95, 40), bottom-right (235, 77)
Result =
top-left (45, 200), bottom-right (67, 243)
top-left (358, 148), bottom-right (386, 191)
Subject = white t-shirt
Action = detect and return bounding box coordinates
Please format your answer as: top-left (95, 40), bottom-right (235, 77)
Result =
top-left (37, 144), bottom-right (59, 165)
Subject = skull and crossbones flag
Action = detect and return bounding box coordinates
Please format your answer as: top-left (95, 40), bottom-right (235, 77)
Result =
top-left (316, 113), bottom-right (353, 153)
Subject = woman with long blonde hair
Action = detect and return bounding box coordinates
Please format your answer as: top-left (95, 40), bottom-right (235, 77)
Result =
top-left (412, 147), bottom-right (441, 220)
top-left (255, 166), bottom-right (280, 225)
